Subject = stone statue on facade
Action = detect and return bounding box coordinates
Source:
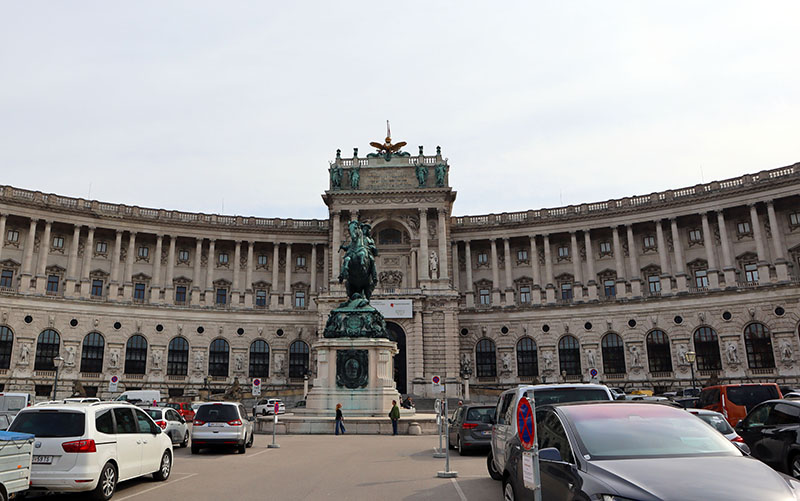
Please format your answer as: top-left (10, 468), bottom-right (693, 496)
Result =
top-left (460, 353), bottom-right (473, 378)
top-left (677, 345), bottom-right (688, 365)
top-left (586, 349), bottom-right (596, 368)
top-left (415, 164), bottom-right (428, 187)
top-left (501, 352), bottom-right (512, 373)
top-left (110, 349), bottom-right (120, 368)
top-left (429, 251), bottom-right (438, 279)
top-left (235, 354), bottom-right (244, 372)
top-left (726, 342), bottom-right (739, 364)
top-left (543, 352), bottom-right (553, 371)
top-left (349, 166), bottom-right (360, 190)
top-left (434, 163), bottom-right (446, 187)
top-left (65, 346), bottom-right (76, 366)
top-left (152, 350), bottom-right (161, 370)
top-left (781, 341), bottom-right (793, 362)
top-left (629, 345), bottom-right (640, 367)
top-left (194, 352), bottom-right (204, 371)
top-left (71, 379), bottom-right (87, 397)
top-left (19, 344), bottom-right (29, 365)
top-left (330, 164), bottom-right (343, 189)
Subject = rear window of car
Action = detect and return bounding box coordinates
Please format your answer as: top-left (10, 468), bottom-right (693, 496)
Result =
top-left (195, 404), bottom-right (239, 422)
top-left (466, 407), bottom-right (494, 423)
top-left (696, 413), bottom-right (734, 434)
top-left (164, 403), bottom-right (179, 410)
top-left (10, 411), bottom-right (85, 437)
top-left (528, 388), bottom-right (611, 405)
top-left (726, 386), bottom-right (779, 411)
top-left (146, 409), bottom-right (162, 420)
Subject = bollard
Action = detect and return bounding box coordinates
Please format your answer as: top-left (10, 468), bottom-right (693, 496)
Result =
top-left (268, 412), bottom-right (280, 448)
top-left (433, 398), bottom-right (445, 458)
top-left (437, 398), bottom-right (457, 478)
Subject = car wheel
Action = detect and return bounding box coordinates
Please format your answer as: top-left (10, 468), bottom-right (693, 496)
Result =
top-left (487, 452), bottom-right (503, 481)
top-left (153, 451), bottom-right (172, 481)
top-left (191, 444), bottom-right (199, 454)
top-left (238, 442), bottom-right (247, 454)
top-left (246, 431), bottom-right (254, 448)
top-left (791, 453), bottom-right (800, 479)
top-left (92, 462), bottom-right (117, 500)
top-left (262, 409), bottom-right (268, 416)
top-left (180, 430), bottom-right (189, 448)
top-left (503, 477), bottom-right (516, 501)
top-left (457, 436), bottom-right (464, 455)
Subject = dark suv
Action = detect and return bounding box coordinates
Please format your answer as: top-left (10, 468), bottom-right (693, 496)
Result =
top-left (449, 405), bottom-right (494, 454)
top-left (735, 399), bottom-right (800, 478)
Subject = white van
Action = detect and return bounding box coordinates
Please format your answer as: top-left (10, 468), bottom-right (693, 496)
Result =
top-left (114, 390), bottom-right (162, 405)
top-left (0, 393), bottom-right (31, 414)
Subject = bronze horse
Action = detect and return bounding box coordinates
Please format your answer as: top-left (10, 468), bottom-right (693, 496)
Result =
top-left (338, 220), bottom-right (378, 300)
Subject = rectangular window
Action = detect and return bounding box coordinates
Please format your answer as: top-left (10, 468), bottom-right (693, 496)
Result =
top-left (133, 283), bottom-right (146, 300)
top-left (517, 249), bottom-right (528, 261)
top-left (46, 275), bottom-right (59, 292)
top-left (95, 241), bottom-right (107, 253)
top-left (218, 253), bottom-right (229, 264)
top-left (257, 254), bottom-right (268, 266)
top-left (642, 236), bottom-right (656, 249)
top-left (294, 291), bottom-right (305, 308)
top-left (744, 263), bottom-right (759, 283)
top-left (648, 275), bottom-right (661, 293)
top-left (561, 283), bottom-right (573, 300)
top-left (519, 286), bottom-right (531, 304)
top-left (688, 229), bottom-right (702, 242)
top-left (737, 221), bottom-right (751, 235)
top-left (479, 288), bottom-right (490, 305)
top-left (0, 270), bottom-right (13, 288)
top-left (695, 269), bottom-right (709, 288)
top-left (255, 290), bottom-right (267, 307)
top-left (599, 241), bottom-right (612, 254)
top-left (178, 249), bottom-right (189, 261)
top-left (557, 246), bottom-right (569, 258)
top-left (791, 212), bottom-right (800, 227)
top-left (6, 230), bottom-right (19, 243)
top-left (216, 288), bottom-right (227, 305)
top-left (175, 286), bottom-right (187, 303)
top-left (52, 236), bottom-right (64, 249)
top-left (603, 279), bottom-right (615, 297)
top-left (296, 256), bottom-right (307, 268)
top-left (477, 253), bottom-right (488, 265)
top-left (137, 246), bottom-right (149, 258)
top-left (91, 279), bottom-right (104, 297)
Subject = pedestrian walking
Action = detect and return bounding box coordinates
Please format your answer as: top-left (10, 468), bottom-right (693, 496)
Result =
top-left (335, 403), bottom-right (346, 435)
top-left (389, 400), bottom-right (400, 435)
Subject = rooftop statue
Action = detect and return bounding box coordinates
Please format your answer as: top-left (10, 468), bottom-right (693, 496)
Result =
top-left (367, 120), bottom-right (410, 161)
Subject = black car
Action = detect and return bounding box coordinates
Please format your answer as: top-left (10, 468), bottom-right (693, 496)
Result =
top-left (736, 399), bottom-right (800, 478)
top-left (448, 405), bottom-right (493, 454)
top-left (501, 401), bottom-right (800, 500)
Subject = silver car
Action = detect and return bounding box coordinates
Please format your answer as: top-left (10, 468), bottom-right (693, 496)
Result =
top-left (144, 407), bottom-right (190, 448)
top-left (191, 402), bottom-right (254, 454)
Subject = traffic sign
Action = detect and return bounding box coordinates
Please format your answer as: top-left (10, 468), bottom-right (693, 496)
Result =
top-left (589, 368), bottom-right (598, 378)
top-left (517, 397), bottom-right (535, 451)
top-left (108, 375), bottom-right (118, 392)
top-left (431, 375), bottom-right (440, 384)
top-left (589, 367), bottom-right (599, 384)
top-left (431, 375), bottom-right (444, 393)
top-left (274, 402), bottom-right (280, 414)
top-left (252, 378), bottom-right (261, 396)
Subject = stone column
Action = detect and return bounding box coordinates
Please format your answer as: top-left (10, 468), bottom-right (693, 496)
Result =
top-left (165, 235), bottom-right (176, 300)
top-left (20, 219), bottom-right (38, 291)
top-left (331, 211), bottom-right (341, 282)
top-left (701, 213), bottom-right (720, 290)
top-left (451, 242), bottom-right (460, 291)
top-left (310, 243), bottom-right (318, 291)
top-left (0, 214), bottom-right (5, 265)
top-left (490, 238), bottom-right (501, 304)
top-left (543, 234), bottom-right (555, 304)
top-left (79, 227), bottom-right (94, 298)
top-left (670, 218), bottom-right (688, 293)
top-left (322, 244), bottom-right (329, 292)
top-left (410, 250), bottom-right (417, 288)
top-left (191, 239), bottom-right (203, 305)
top-left (205, 238), bottom-right (216, 292)
top-left (270, 242), bottom-right (280, 308)
top-left (151, 234), bottom-right (163, 302)
top-left (626, 225), bottom-right (642, 298)
top-left (418, 209), bottom-right (429, 281)
top-left (767, 201), bottom-right (790, 282)
top-left (65, 225), bottom-right (81, 297)
top-left (232, 240), bottom-right (242, 293)
top-left (122, 231), bottom-right (136, 300)
top-left (569, 232), bottom-right (583, 301)
top-left (612, 227), bottom-right (626, 296)
top-left (437, 209), bottom-right (448, 279)
top-left (464, 241), bottom-right (474, 307)
top-left (583, 230), bottom-right (598, 300)
top-left (503, 238), bottom-right (514, 304)
top-left (34, 220), bottom-right (52, 293)
top-left (655, 220), bottom-right (672, 295)
top-left (244, 242), bottom-right (254, 307)
top-left (530, 236), bottom-right (542, 304)
top-left (283, 243), bottom-right (293, 308)
top-left (750, 204), bottom-right (770, 285)
top-left (110, 230), bottom-right (123, 285)
top-left (716, 211), bottom-right (736, 287)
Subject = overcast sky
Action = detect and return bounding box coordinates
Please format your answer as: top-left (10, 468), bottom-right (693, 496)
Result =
top-left (1, 1), bottom-right (798, 220)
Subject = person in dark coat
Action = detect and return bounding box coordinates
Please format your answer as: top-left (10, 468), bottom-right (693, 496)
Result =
top-left (389, 400), bottom-right (400, 435)
top-left (335, 403), bottom-right (345, 435)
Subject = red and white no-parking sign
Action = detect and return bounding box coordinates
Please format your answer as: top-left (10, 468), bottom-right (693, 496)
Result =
top-left (108, 375), bottom-right (119, 392)
top-left (252, 378), bottom-right (261, 396)
top-left (517, 397), bottom-right (535, 451)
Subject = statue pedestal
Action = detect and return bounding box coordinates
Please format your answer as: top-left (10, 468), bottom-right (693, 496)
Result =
top-left (305, 337), bottom-right (401, 417)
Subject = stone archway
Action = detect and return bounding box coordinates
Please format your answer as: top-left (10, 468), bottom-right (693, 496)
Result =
top-left (386, 321), bottom-right (407, 394)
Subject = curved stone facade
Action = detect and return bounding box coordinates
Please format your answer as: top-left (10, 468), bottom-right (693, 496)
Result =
top-left (0, 147), bottom-right (799, 400)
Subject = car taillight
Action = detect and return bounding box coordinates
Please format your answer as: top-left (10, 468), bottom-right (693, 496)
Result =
top-left (731, 435), bottom-right (745, 443)
top-left (462, 422), bottom-right (478, 429)
top-left (193, 420), bottom-right (206, 426)
top-left (155, 420), bottom-right (167, 429)
top-left (228, 419), bottom-right (242, 426)
top-left (62, 439), bottom-right (96, 453)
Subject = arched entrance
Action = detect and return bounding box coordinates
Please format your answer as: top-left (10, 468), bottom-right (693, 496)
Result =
top-left (386, 322), bottom-right (407, 394)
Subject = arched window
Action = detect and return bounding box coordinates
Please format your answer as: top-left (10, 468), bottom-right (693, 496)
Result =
top-left (249, 340), bottom-right (270, 378)
top-left (558, 335), bottom-right (581, 376)
top-left (646, 330), bottom-right (673, 373)
top-left (209, 339), bottom-right (230, 377)
top-left (289, 341), bottom-right (309, 378)
top-left (601, 333), bottom-right (626, 374)
top-left (35, 329), bottom-right (60, 371)
top-left (167, 337), bottom-right (189, 376)
top-left (0, 326), bottom-right (13, 370)
top-left (125, 335), bottom-right (147, 374)
top-left (516, 338), bottom-right (538, 377)
top-left (476, 339), bottom-right (497, 378)
top-left (744, 323), bottom-right (775, 369)
top-left (80, 332), bottom-right (104, 373)
top-left (693, 327), bottom-right (722, 371)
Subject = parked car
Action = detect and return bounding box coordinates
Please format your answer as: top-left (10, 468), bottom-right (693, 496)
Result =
top-left (487, 384), bottom-right (613, 481)
top-left (699, 383), bottom-right (782, 427)
top-left (688, 408), bottom-right (750, 453)
top-left (0, 414), bottom-right (12, 431)
top-left (735, 399), bottom-right (800, 478)
top-left (676, 387), bottom-right (701, 398)
top-left (673, 397), bottom-right (701, 409)
top-left (0, 430), bottom-right (35, 500)
top-left (254, 398), bottom-right (286, 416)
top-left (502, 401), bottom-right (799, 500)
top-left (114, 390), bottom-right (163, 405)
top-left (9, 401), bottom-right (173, 500)
top-left (448, 405), bottom-right (493, 454)
top-left (191, 402), bottom-right (254, 454)
top-left (784, 392), bottom-right (800, 400)
top-left (143, 407), bottom-right (189, 448)
top-left (164, 402), bottom-right (196, 421)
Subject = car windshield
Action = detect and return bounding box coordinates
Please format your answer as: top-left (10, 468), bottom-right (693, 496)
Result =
top-left (727, 386), bottom-right (779, 411)
top-left (527, 388), bottom-right (610, 405)
top-left (145, 409), bottom-right (162, 420)
top-left (466, 407), bottom-right (494, 423)
top-left (565, 404), bottom-right (738, 459)
top-left (696, 413), bottom-right (734, 434)
top-left (195, 404), bottom-right (238, 422)
top-left (164, 403), bottom-right (179, 410)
top-left (10, 411), bottom-right (85, 438)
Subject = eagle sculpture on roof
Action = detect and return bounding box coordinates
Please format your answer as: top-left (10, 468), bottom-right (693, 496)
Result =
top-left (368, 121), bottom-right (409, 161)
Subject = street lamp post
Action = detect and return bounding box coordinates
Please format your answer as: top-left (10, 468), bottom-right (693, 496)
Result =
top-left (52, 356), bottom-right (65, 400)
top-left (686, 351), bottom-right (697, 393)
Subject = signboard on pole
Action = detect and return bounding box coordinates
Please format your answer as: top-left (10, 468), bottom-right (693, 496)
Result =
top-left (517, 396), bottom-right (541, 498)
top-left (108, 375), bottom-right (118, 393)
top-left (589, 368), bottom-right (599, 384)
top-left (252, 378), bottom-right (261, 396)
top-left (431, 375), bottom-right (444, 393)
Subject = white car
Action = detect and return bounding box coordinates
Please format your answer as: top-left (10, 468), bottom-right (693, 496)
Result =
top-left (254, 398), bottom-right (286, 416)
top-left (143, 406), bottom-right (190, 448)
top-left (9, 402), bottom-right (174, 500)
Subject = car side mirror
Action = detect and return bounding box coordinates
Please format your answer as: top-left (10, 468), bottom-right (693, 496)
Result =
top-left (733, 441), bottom-right (750, 456)
top-left (735, 420), bottom-right (745, 431)
top-left (539, 447), bottom-right (562, 462)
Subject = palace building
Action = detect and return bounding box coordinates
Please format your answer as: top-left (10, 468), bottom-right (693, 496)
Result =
top-left (0, 142), bottom-right (799, 400)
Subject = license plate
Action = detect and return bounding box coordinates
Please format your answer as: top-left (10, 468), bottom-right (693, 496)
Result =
top-left (481, 431), bottom-right (491, 436)
top-left (208, 423), bottom-right (224, 427)
top-left (32, 455), bottom-right (53, 464)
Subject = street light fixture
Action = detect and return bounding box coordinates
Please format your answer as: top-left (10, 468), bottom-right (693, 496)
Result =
top-left (686, 351), bottom-right (697, 393)
top-left (52, 355), bottom-right (65, 400)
